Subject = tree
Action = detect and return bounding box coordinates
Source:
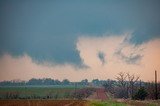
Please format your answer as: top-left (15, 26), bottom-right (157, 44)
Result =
top-left (43, 78), bottom-right (54, 85)
top-left (92, 79), bottom-right (99, 86)
top-left (116, 72), bottom-right (127, 88)
top-left (127, 73), bottom-right (139, 98)
top-left (27, 78), bottom-right (43, 85)
top-left (115, 72), bottom-right (128, 98)
top-left (54, 79), bottom-right (61, 85)
top-left (103, 79), bottom-right (115, 94)
top-left (80, 79), bottom-right (88, 85)
top-left (62, 79), bottom-right (70, 85)
top-left (133, 87), bottom-right (148, 100)
top-left (115, 72), bottom-right (140, 99)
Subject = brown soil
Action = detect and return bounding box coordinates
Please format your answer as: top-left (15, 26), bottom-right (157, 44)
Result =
top-left (0, 100), bottom-right (89, 106)
top-left (96, 88), bottom-right (108, 100)
top-left (87, 87), bottom-right (108, 101)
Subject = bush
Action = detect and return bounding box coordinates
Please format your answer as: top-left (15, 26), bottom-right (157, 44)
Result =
top-left (71, 88), bottom-right (95, 100)
top-left (5, 92), bottom-right (20, 99)
top-left (133, 87), bottom-right (148, 100)
top-left (114, 87), bottom-right (128, 99)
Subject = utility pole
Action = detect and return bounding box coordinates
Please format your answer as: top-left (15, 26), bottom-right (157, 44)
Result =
top-left (139, 80), bottom-right (142, 88)
top-left (155, 70), bottom-right (158, 100)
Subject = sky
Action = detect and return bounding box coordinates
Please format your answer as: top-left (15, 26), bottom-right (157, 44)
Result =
top-left (0, 0), bottom-right (160, 82)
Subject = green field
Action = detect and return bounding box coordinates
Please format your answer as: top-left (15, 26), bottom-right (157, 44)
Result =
top-left (0, 85), bottom-right (86, 99)
top-left (90, 100), bottom-right (127, 106)
top-left (90, 100), bottom-right (160, 106)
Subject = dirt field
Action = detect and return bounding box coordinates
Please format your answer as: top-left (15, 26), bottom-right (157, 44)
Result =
top-left (0, 100), bottom-right (89, 106)
top-left (87, 87), bottom-right (108, 101)
top-left (96, 88), bottom-right (107, 100)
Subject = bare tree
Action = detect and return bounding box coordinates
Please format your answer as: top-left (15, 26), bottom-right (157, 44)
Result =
top-left (115, 72), bottom-right (128, 98)
top-left (115, 72), bottom-right (140, 98)
top-left (127, 73), bottom-right (139, 98)
top-left (116, 72), bottom-right (127, 88)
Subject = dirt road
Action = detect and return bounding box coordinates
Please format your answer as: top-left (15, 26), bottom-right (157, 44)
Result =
top-left (96, 87), bottom-right (108, 100)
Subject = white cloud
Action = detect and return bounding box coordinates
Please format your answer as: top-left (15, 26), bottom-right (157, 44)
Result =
top-left (76, 32), bottom-right (143, 67)
top-left (76, 33), bottom-right (160, 81)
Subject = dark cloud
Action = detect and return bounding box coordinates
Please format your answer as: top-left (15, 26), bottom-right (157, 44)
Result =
top-left (115, 49), bottom-right (143, 65)
top-left (0, 0), bottom-right (159, 65)
top-left (98, 52), bottom-right (106, 65)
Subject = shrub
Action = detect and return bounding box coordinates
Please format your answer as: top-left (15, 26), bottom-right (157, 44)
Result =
top-left (133, 87), bottom-right (148, 100)
top-left (114, 87), bottom-right (128, 99)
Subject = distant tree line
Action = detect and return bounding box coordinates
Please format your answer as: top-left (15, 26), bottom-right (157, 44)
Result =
top-left (0, 78), bottom-right (71, 86)
top-left (0, 78), bottom-right (113, 86)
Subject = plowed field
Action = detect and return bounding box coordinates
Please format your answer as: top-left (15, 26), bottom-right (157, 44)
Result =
top-left (0, 100), bottom-right (89, 106)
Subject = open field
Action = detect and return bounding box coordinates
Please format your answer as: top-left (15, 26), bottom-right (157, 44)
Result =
top-left (0, 85), bottom-right (89, 99)
top-left (0, 100), bottom-right (89, 106)
top-left (0, 86), bottom-right (160, 106)
top-left (91, 99), bottom-right (160, 106)
top-left (117, 99), bottom-right (160, 106)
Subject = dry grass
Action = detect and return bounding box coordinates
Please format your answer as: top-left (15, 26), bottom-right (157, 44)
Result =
top-left (116, 99), bottom-right (160, 106)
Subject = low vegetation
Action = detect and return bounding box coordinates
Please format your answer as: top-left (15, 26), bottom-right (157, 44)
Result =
top-left (90, 100), bottom-right (127, 106)
top-left (0, 86), bottom-right (95, 100)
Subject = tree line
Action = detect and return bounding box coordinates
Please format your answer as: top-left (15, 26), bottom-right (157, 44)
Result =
top-left (0, 73), bottom-right (159, 100)
top-left (0, 78), bottom-right (117, 86)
